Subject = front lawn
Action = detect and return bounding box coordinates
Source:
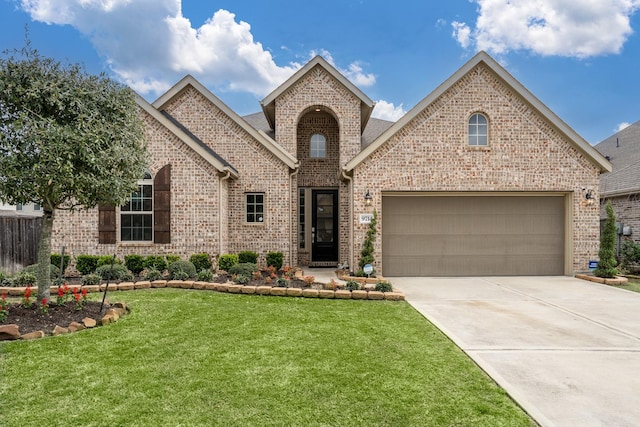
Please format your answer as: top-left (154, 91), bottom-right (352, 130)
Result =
top-left (1, 289), bottom-right (535, 426)
top-left (619, 278), bottom-right (640, 293)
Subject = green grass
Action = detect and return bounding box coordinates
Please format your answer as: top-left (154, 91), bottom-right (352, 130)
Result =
top-left (1, 289), bottom-right (535, 426)
top-left (619, 278), bottom-right (640, 293)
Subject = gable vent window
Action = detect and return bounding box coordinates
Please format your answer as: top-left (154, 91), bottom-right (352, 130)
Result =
top-left (310, 133), bottom-right (326, 158)
top-left (468, 113), bottom-right (488, 146)
top-left (121, 171), bottom-right (153, 241)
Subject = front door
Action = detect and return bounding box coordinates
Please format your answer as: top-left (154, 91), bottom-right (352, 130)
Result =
top-left (312, 190), bottom-right (338, 263)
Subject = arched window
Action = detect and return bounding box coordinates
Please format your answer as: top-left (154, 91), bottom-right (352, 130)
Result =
top-left (310, 133), bottom-right (326, 158)
top-left (468, 113), bottom-right (488, 146)
top-left (120, 171), bottom-right (153, 241)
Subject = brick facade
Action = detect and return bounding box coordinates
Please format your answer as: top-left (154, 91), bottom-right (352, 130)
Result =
top-left (51, 53), bottom-right (606, 276)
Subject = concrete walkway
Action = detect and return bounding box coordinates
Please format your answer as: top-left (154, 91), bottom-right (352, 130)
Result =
top-left (392, 276), bottom-right (640, 427)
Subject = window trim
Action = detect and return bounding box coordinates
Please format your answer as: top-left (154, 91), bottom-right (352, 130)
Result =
top-left (468, 113), bottom-right (488, 146)
top-left (246, 192), bottom-right (265, 224)
top-left (120, 172), bottom-right (153, 242)
top-left (310, 133), bottom-right (327, 158)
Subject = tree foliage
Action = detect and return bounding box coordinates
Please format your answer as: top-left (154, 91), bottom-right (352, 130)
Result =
top-left (595, 201), bottom-right (619, 278)
top-left (0, 41), bottom-right (149, 300)
top-left (358, 209), bottom-right (378, 274)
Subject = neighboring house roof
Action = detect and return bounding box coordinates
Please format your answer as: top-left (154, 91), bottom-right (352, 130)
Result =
top-left (151, 75), bottom-right (298, 170)
top-left (344, 51), bottom-right (612, 174)
top-left (260, 56), bottom-right (375, 132)
top-left (242, 112), bottom-right (394, 149)
top-left (594, 119), bottom-right (640, 197)
top-left (136, 94), bottom-right (240, 179)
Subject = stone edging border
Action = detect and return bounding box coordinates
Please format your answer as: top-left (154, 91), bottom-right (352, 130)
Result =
top-left (0, 302), bottom-right (129, 342)
top-left (574, 274), bottom-right (629, 285)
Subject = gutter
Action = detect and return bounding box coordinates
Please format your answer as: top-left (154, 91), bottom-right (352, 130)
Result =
top-left (289, 166), bottom-right (300, 266)
top-left (219, 170), bottom-right (232, 258)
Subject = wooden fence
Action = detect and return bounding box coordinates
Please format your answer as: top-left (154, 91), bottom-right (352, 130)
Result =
top-left (0, 213), bottom-right (42, 274)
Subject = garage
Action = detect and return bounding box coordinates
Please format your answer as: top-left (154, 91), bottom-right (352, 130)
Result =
top-left (382, 194), bottom-right (566, 276)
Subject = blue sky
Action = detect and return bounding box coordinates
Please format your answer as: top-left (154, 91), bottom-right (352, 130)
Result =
top-left (1, 0), bottom-right (639, 144)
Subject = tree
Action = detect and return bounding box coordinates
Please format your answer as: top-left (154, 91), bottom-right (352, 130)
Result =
top-left (0, 41), bottom-right (149, 301)
top-left (595, 201), bottom-right (619, 278)
top-left (358, 209), bottom-right (378, 275)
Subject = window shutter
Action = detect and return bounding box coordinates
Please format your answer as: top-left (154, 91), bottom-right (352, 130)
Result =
top-left (98, 204), bottom-right (116, 244)
top-left (154, 164), bottom-right (171, 243)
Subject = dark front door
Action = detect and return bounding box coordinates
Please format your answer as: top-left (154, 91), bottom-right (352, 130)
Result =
top-left (312, 190), bottom-right (338, 263)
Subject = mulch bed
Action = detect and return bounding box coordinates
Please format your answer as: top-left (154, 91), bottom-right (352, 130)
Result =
top-left (2, 301), bottom-right (111, 336)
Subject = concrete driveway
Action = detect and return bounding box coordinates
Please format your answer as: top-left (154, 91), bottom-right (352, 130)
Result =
top-left (391, 276), bottom-right (640, 427)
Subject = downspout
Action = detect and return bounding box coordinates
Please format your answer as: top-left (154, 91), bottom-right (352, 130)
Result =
top-left (219, 170), bottom-right (231, 259)
top-left (341, 169), bottom-right (353, 274)
top-left (289, 166), bottom-right (300, 267)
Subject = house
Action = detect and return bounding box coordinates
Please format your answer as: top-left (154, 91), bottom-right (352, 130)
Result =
top-left (51, 51), bottom-right (610, 277)
top-left (594, 120), bottom-right (640, 241)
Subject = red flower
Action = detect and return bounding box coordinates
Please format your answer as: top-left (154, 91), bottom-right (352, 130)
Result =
top-left (57, 287), bottom-right (65, 297)
top-left (81, 288), bottom-right (87, 297)
top-left (74, 293), bottom-right (81, 302)
top-left (24, 286), bottom-right (32, 298)
top-left (42, 298), bottom-right (48, 306)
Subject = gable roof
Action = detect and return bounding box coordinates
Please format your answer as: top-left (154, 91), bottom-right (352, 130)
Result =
top-left (135, 94), bottom-right (239, 179)
top-left (594, 119), bottom-right (640, 197)
top-left (152, 75), bottom-right (298, 170)
top-left (260, 56), bottom-right (375, 132)
top-left (344, 51), bottom-right (612, 174)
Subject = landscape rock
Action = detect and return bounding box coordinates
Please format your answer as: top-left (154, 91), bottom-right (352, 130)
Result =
top-left (192, 281), bottom-right (207, 290)
top-left (335, 290), bottom-right (352, 299)
top-left (215, 283), bottom-right (230, 292)
top-left (318, 290), bottom-right (335, 299)
top-left (101, 314), bottom-right (114, 325)
top-left (167, 280), bottom-right (183, 288)
top-left (52, 325), bottom-right (69, 335)
top-left (179, 280), bottom-right (194, 289)
top-left (241, 286), bottom-right (257, 294)
top-left (351, 290), bottom-right (368, 300)
top-left (151, 280), bottom-right (167, 288)
top-left (227, 284), bottom-right (243, 294)
top-left (270, 287), bottom-right (287, 296)
top-left (367, 291), bottom-right (385, 300)
top-left (0, 324), bottom-right (20, 340)
top-left (384, 292), bottom-right (405, 301)
top-left (301, 289), bottom-right (319, 298)
top-left (83, 317), bottom-right (97, 328)
top-left (106, 309), bottom-right (120, 321)
top-left (204, 283), bottom-right (217, 291)
top-left (286, 288), bottom-right (303, 297)
top-left (83, 285), bottom-right (100, 293)
top-left (117, 282), bottom-right (135, 291)
top-left (21, 331), bottom-right (45, 340)
top-left (256, 286), bottom-right (272, 295)
top-left (68, 322), bottom-right (86, 332)
top-left (134, 281), bottom-right (151, 289)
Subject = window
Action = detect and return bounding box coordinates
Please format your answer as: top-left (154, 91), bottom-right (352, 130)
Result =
top-left (246, 193), bottom-right (264, 223)
top-left (121, 172), bottom-right (153, 241)
top-left (468, 113), bottom-right (488, 146)
top-left (310, 133), bottom-right (326, 158)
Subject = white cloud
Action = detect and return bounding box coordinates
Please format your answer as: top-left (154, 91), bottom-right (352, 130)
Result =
top-left (372, 100), bottom-right (406, 121)
top-left (616, 122), bottom-right (631, 132)
top-left (452, 0), bottom-right (640, 58)
top-left (310, 49), bottom-right (376, 87)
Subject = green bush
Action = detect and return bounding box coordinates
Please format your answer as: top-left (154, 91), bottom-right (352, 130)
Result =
top-left (266, 251), bottom-right (283, 270)
top-left (228, 262), bottom-right (257, 277)
top-left (81, 274), bottom-right (102, 286)
top-left (143, 255), bottom-right (167, 272)
top-left (218, 254), bottom-right (238, 272)
top-left (50, 254), bottom-right (71, 274)
top-left (168, 260), bottom-right (197, 280)
top-left (96, 264), bottom-right (130, 281)
top-left (621, 239), bottom-right (640, 266)
top-left (196, 269), bottom-right (214, 282)
top-left (233, 273), bottom-right (251, 284)
top-left (595, 202), bottom-right (619, 278)
top-left (1, 276), bottom-right (15, 287)
top-left (345, 280), bottom-right (360, 291)
top-left (189, 253), bottom-right (212, 272)
top-left (144, 268), bottom-right (163, 281)
top-left (124, 254), bottom-right (145, 275)
top-left (76, 255), bottom-right (99, 275)
top-left (374, 281), bottom-right (393, 293)
top-left (238, 251), bottom-right (259, 264)
top-left (166, 254), bottom-right (181, 264)
top-left (23, 264), bottom-right (59, 280)
top-left (15, 271), bottom-right (37, 287)
top-left (96, 255), bottom-right (121, 268)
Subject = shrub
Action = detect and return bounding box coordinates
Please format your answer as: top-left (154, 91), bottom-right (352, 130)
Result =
top-left (143, 255), bottom-right (167, 272)
top-left (81, 274), bottom-right (102, 286)
top-left (238, 251), bottom-right (259, 264)
top-left (2, 276), bottom-right (15, 287)
top-left (15, 271), bottom-right (37, 287)
top-left (595, 202), bottom-right (619, 278)
top-left (196, 269), bottom-right (214, 282)
top-left (233, 273), bottom-right (251, 284)
top-left (76, 255), bottom-right (99, 275)
top-left (621, 239), bottom-right (640, 266)
top-left (275, 277), bottom-right (289, 288)
top-left (96, 255), bottom-right (121, 268)
top-left (124, 254), bottom-right (145, 275)
top-left (144, 268), bottom-right (163, 281)
top-left (345, 280), bottom-right (360, 291)
top-left (23, 264), bottom-right (59, 280)
top-left (266, 251), bottom-right (283, 270)
top-left (168, 260), bottom-right (197, 280)
top-left (50, 253), bottom-right (71, 274)
top-left (374, 281), bottom-right (393, 292)
top-left (189, 253), bottom-right (212, 272)
top-left (96, 264), bottom-right (130, 281)
top-left (359, 209), bottom-right (378, 275)
top-left (218, 254), bottom-right (238, 272)
top-left (166, 254), bottom-right (181, 264)
top-left (228, 262), bottom-right (257, 277)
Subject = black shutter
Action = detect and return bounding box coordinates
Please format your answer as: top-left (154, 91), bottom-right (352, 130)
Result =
top-left (98, 204), bottom-right (116, 244)
top-left (154, 164), bottom-right (171, 243)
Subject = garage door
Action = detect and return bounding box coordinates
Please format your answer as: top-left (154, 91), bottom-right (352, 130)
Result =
top-left (382, 195), bottom-right (565, 276)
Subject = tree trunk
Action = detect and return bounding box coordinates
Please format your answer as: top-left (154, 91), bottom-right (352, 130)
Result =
top-left (37, 209), bottom-right (54, 302)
